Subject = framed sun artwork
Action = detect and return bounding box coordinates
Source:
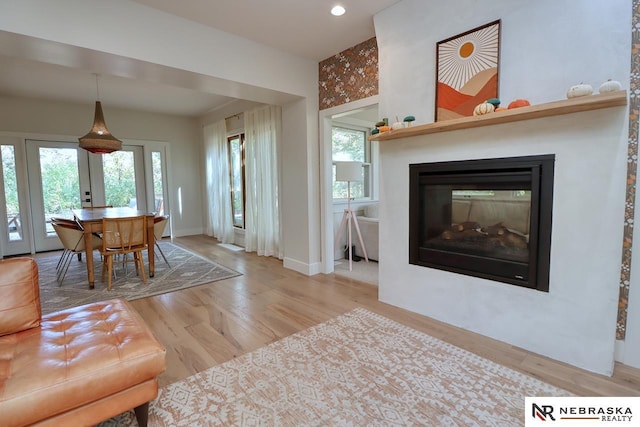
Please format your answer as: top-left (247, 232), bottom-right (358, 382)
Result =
top-left (435, 20), bottom-right (501, 122)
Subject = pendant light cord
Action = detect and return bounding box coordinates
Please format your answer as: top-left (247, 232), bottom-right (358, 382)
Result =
top-left (94, 73), bottom-right (100, 101)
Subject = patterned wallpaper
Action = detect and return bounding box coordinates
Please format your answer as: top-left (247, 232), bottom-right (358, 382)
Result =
top-left (618, 0), bottom-right (640, 340)
top-left (319, 37), bottom-right (378, 110)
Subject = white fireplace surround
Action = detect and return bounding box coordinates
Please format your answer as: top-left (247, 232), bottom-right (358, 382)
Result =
top-left (378, 107), bottom-right (627, 375)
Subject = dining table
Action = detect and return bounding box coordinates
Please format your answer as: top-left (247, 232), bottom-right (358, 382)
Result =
top-left (72, 207), bottom-right (156, 289)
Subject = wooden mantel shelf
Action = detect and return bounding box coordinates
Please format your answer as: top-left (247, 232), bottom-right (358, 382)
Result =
top-left (369, 90), bottom-right (627, 142)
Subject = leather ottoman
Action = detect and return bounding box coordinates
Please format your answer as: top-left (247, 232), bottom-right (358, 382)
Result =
top-left (0, 258), bottom-right (166, 427)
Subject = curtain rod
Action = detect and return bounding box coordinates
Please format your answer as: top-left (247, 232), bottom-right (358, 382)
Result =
top-left (201, 113), bottom-right (243, 128)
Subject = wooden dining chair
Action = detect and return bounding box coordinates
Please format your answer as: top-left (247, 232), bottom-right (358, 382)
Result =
top-left (100, 215), bottom-right (148, 291)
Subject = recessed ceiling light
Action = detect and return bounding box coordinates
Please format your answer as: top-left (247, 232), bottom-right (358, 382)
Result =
top-left (331, 5), bottom-right (346, 16)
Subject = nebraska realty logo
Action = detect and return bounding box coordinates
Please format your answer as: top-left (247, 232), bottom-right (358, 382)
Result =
top-left (525, 397), bottom-right (639, 426)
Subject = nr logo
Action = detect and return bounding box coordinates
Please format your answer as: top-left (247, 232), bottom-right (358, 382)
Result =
top-left (532, 403), bottom-right (556, 421)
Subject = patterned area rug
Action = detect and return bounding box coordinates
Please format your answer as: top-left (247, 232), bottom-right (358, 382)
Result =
top-left (37, 241), bottom-right (240, 315)
top-left (103, 308), bottom-right (570, 426)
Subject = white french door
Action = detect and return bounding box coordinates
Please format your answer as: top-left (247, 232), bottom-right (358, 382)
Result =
top-left (26, 140), bottom-right (91, 252)
top-left (0, 137), bottom-right (31, 256)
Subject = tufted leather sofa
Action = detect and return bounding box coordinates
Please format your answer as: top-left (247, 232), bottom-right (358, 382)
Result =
top-left (0, 257), bottom-right (166, 427)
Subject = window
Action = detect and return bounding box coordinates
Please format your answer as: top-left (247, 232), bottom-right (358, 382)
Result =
top-left (228, 134), bottom-right (245, 228)
top-left (332, 126), bottom-right (370, 199)
top-left (151, 151), bottom-right (166, 215)
top-left (102, 150), bottom-right (137, 208)
top-left (1, 145), bottom-right (22, 241)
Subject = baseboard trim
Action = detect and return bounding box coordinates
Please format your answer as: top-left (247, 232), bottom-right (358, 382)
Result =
top-left (283, 257), bottom-right (322, 276)
top-left (173, 228), bottom-right (204, 238)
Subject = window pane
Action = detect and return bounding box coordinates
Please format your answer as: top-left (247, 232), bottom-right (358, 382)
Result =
top-left (229, 136), bottom-right (244, 228)
top-left (103, 151), bottom-right (137, 208)
top-left (332, 127), bottom-right (367, 199)
top-left (39, 147), bottom-right (81, 236)
top-left (2, 145), bottom-right (22, 241)
top-left (151, 151), bottom-right (165, 215)
top-left (332, 127), bottom-right (365, 162)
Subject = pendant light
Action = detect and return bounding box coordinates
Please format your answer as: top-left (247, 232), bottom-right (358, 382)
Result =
top-left (78, 74), bottom-right (122, 154)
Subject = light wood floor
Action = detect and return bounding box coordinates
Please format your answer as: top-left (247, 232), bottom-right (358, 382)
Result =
top-left (129, 235), bottom-right (640, 395)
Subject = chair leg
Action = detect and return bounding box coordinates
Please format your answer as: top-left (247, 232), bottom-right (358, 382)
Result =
top-left (138, 250), bottom-right (147, 283)
top-left (155, 241), bottom-right (171, 268)
top-left (58, 249), bottom-right (73, 276)
top-left (57, 250), bottom-right (75, 286)
top-left (56, 249), bottom-right (69, 272)
top-left (107, 255), bottom-right (114, 291)
top-left (133, 252), bottom-right (140, 276)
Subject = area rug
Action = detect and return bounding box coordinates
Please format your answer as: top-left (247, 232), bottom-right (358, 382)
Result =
top-left (102, 307), bottom-right (570, 426)
top-left (37, 241), bottom-right (240, 315)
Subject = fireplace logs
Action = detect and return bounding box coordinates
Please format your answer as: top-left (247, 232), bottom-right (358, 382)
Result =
top-left (428, 222), bottom-right (529, 263)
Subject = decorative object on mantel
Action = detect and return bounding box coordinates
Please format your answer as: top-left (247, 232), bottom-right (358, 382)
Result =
top-left (599, 79), bottom-right (622, 94)
top-left (391, 116), bottom-right (404, 130)
top-left (435, 20), bottom-right (501, 122)
top-left (508, 99), bottom-right (531, 109)
top-left (487, 97), bottom-right (500, 108)
top-left (367, 90), bottom-right (626, 142)
top-left (473, 101), bottom-right (495, 116)
top-left (566, 82), bottom-right (593, 99)
top-left (370, 128), bottom-right (379, 135)
top-left (374, 120), bottom-right (391, 133)
top-left (78, 74), bottom-right (122, 154)
top-left (403, 115), bottom-right (415, 126)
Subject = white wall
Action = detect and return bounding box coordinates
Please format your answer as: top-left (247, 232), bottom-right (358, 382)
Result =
top-left (374, 0), bottom-right (632, 375)
top-left (0, 95), bottom-right (202, 237)
top-left (0, 0), bottom-right (322, 273)
top-left (375, 0), bottom-right (630, 127)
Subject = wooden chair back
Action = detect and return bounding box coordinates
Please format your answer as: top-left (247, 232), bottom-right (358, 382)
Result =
top-left (102, 215), bottom-right (147, 253)
top-left (101, 215), bottom-right (148, 290)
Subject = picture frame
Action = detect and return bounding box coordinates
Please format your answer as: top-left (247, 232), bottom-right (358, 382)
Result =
top-left (435, 20), bottom-right (501, 122)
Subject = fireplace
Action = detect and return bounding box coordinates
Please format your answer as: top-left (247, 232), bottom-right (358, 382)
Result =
top-left (409, 155), bottom-right (554, 291)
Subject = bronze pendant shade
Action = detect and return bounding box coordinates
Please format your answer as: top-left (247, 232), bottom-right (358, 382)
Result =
top-left (78, 101), bottom-right (122, 154)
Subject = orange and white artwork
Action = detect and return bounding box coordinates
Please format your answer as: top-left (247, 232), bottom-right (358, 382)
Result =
top-left (435, 20), bottom-right (500, 122)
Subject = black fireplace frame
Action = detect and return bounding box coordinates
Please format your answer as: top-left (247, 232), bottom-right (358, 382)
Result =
top-left (409, 155), bottom-right (554, 292)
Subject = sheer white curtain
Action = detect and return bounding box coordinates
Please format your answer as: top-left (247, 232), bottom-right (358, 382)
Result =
top-left (244, 105), bottom-right (283, 258)
top-left (203, 120), bottom-right (234, 243)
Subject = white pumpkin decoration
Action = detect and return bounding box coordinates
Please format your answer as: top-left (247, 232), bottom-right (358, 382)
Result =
top-left (473, 101), bottom-right (495, 116)
top-left (566, 83), bottom-right (593, 99)
top-left (598, 79), bottom-right (622, 94)
top-left (391, 121), bottom-right (404, 130)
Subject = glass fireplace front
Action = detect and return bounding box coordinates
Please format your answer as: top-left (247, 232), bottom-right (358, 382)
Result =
top-left (409, 155), bottom-right (554, 291)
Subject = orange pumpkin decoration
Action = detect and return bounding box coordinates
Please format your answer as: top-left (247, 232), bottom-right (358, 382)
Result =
top-left (378, 125), bottom-right (391, 133)
top-left (508, 99), bottom-right (531, 109)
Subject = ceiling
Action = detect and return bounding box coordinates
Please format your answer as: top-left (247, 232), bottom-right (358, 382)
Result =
top-left (0, 0), bottom-right (399, 117)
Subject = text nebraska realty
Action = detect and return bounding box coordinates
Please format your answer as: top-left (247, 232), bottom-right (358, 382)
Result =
top-left (560, 406), bottom-right (632, 422)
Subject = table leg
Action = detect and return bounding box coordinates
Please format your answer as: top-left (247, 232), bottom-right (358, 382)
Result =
top-left (147, 216), bottom-right (155, 277)
top-left (83, 230), bottom-right (95, 289)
